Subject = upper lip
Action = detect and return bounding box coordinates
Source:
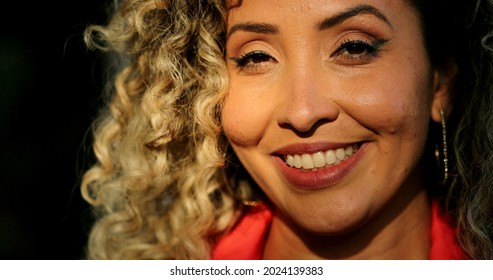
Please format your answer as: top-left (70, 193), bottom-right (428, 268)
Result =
top-left (273, 141), bottom-right (360, 155)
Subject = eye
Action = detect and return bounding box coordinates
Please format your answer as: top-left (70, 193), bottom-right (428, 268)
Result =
top-left (331, 39), bottom-right (388, 65)
top-left (229, 50), bottom-right (277, 72)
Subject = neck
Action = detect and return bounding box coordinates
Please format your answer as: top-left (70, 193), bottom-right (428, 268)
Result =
top-left (263, 186), bottom-right (431, 259)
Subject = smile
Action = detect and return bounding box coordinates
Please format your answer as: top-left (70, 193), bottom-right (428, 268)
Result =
top-left (284, 144), bottom-right (359, 171)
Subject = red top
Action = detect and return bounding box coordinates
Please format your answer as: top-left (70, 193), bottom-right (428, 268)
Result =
top-left (212, 202), bottom-right (463, 260)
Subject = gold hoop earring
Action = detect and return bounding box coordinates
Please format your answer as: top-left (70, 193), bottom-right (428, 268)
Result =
top-left (242, 200), bottom-right (259, 207)
top-left (434, 110), bottom-right (449, 185)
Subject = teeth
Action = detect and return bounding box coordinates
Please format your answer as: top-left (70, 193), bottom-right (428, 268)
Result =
top-left (313, 152), bottom-right (326, 168)
top-left (326, 150), bottom-right (336, 165)
top-left (301, 154), bottom-right (314, 169)
top-left (335, 148), bottom-right (346, 160)
top-left (285, 144), bottom-right (359, 170)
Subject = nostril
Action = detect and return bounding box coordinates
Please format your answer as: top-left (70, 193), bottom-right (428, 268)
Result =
top-left (279, 118), bottom-right (336, 137)
top-left (276, 97), bottom-right (340, 135)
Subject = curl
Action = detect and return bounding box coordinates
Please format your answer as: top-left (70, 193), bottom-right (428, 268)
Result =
top-left (81, 0), bottom-right (248, 259)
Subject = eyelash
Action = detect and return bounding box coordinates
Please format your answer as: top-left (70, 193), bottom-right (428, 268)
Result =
top-left (331, 39), bottom-right (388, 61)
top-left (230, 50), bottom-right (274, 69)
top-left (229, 38), bottom-right (389, 70)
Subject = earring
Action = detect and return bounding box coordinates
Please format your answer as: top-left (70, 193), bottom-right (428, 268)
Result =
top-left (434, 110), bottom-right (449, 184)
top-left (242, 200), bottom-right (259, 207)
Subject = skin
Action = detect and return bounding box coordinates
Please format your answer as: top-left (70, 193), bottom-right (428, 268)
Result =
top-left (222, 0), bottom-right (450, 259)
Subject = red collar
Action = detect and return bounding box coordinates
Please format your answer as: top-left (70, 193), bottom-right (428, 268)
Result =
top-left (212, 202), bottom-right (463, 259)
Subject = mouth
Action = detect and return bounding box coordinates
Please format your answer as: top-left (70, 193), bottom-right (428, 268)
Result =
top-left (283, 143), bottom-right (360, 171)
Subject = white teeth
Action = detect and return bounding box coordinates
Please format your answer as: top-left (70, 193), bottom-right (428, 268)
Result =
top-left (286, 155), bottom-right (294, 167)
top-left (313, 152), bottom-right (326, 168)
top-left (285, 144), bottom-right (359, 170)
top-left (335, 148), bottom-right (346, 160)
top-left (301, 154), bottom-right (314, 169)
top-left (345, 145), bottom-right (353, 156)
top-left (293, 154), bottom-right (302, 168)
top-left (326, 150), bottom-right (336, 164)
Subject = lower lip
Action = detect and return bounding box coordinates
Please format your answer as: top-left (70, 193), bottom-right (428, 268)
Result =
top-left (274, 143), bottom-right (366, 191)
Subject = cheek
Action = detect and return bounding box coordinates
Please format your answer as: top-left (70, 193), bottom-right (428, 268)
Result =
top-left (221, 84), bottom-right (273, 147)
top-left (348, 61), bottom-right (433, 136)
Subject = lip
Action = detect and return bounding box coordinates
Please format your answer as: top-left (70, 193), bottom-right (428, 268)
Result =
top-left (272, 142), bottom-right (366, 190)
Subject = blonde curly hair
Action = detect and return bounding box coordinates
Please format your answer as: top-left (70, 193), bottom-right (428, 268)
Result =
top-left (81, 0), bottom-right (251, 259)
top-left (82, 0), bottom-right (493, 260)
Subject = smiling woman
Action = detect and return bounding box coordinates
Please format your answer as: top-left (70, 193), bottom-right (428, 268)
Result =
top-left (81, 0), bottom-right (493, 259)
top-left (222, 0), bottom-right (441, 259)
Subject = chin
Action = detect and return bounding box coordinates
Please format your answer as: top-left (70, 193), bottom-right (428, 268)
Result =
top-left (281, 199), bottom-right (374, 237)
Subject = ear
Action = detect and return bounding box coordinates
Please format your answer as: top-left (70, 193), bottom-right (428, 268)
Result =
top-left (430, 61), bottom-right (457, 122)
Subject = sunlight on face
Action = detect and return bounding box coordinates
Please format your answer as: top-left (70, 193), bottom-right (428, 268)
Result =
top-left (222, 0), bottom-right (439, 236)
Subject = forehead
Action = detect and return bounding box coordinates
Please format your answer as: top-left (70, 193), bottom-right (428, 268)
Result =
top-left (226, 0), bottom-right (416, 28)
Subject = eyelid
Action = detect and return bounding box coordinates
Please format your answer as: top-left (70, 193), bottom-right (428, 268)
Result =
top-left (229, 50), bottom-right (271, 67)
top-left (329, 37), bottom-right (389, 65)
top-left (227, 36), bottom-right (280, 61)
top-left (228, 49), bottom-right (278, 74)
top-left (336, 37), bottom-right (387, 52)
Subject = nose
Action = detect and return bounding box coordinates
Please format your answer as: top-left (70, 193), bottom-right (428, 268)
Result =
top-left (276, 66), bottom-right (339, 133)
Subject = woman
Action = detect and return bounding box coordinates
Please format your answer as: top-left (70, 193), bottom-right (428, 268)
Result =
top-left (81, 0), bottom-right (493, 259)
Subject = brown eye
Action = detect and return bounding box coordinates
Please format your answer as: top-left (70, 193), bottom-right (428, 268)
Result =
top-left (344, 42), bottom-right (372, 55)
top-left (332, 40), bottom-right (378, 57)
top-left (331, 39), bottom-right (388, 65)
top-left (231, 50), bottom-right (275, 68)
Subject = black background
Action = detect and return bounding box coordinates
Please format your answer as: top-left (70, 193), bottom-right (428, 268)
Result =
top-left (0, 1), bottom-right (111, 259)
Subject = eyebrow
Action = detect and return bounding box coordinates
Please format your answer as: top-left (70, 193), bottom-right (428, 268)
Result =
top-left (227, 4), bottom-right (393, 39)
top-left (227, 22), bottom-right (279, 39)
top-left (318, 4), bottom-right (393, 30)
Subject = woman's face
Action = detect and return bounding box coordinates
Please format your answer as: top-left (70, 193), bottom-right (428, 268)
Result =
top-left (222, 0), bottom-right (444, 235)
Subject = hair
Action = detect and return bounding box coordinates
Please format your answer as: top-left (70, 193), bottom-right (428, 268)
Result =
top-left (411, 0), bottom-right (493, 259)
top-left (81, 0), bottom-right (242, 259)
top-left (81, 0), bottom-right (493, 259)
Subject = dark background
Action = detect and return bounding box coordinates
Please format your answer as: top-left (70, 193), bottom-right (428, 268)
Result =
top-left (0, 2), bottom-right (111, 259)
